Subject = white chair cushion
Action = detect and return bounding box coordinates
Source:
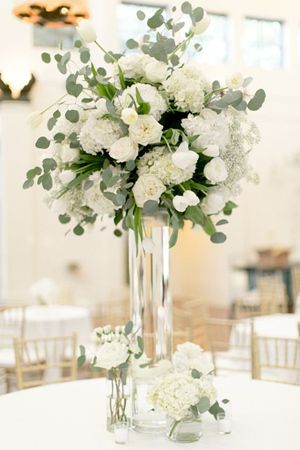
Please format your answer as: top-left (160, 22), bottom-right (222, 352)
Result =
top-left (0, 349), bottom-right (15, 368)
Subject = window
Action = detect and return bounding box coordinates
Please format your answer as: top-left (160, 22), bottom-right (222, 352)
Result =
top-left (117, 1), bottom-right (166, 51)
top-left (191, 13), bottom-right (230, 64)
top-left (33, 26), bottom-right (78, 49)
top-left (243, 18), bottom-right (284, 70)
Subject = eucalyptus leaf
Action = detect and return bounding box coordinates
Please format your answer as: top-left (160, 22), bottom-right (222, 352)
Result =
top-left (124, 320), bottom-right (133, 335)
top-left (247, 89), bottom-right (266, 111)
top-left (36, 137), bottom-right (50, 149)
top-left (137, 10), bottom-right (145, 20)
top-left (59, 213), bottom-right (71, 224)
top-left (210, 232), bottom-right (227, 244)
top-left (65, 110), bottom-right (80, 123)
top-left (77, 354), bottom-right (86, 368)
top-left (191, 369), bottom-right (202, 379)
top-left (41, 52), bottom-right (51, 63)
top-left (197, 396), bottom-right (210, 414)
top-left (73, 224), bottom-right (85, 236)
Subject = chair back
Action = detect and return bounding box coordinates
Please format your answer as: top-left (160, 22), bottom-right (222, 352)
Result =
top-left (257, 274), bottom-right (288, 314)
top-left (292, 266), bottom-right (300, 304)
top-left (205, 318), bottom-right (254, 376)
top-left (0, 305), bottom-right (26, 349)
top-left (14, 335), bottom-right (77, 389)
top-left (252, 335), bottom-right (300, 385)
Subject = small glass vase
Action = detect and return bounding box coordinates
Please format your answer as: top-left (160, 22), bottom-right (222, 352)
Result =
top-left (106, 374), bottom-right (130, 432)
top-left (167, 414), bottom-right (203, 443)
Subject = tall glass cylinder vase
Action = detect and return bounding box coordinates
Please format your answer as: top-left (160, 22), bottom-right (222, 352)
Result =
top-left (129, 210), bottom-right (173, 433)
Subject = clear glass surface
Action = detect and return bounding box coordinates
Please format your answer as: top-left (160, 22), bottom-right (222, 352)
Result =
top-left (167, 415), bottom-right (203, 443)
top-left (217, 412), bottom-right (232, 435)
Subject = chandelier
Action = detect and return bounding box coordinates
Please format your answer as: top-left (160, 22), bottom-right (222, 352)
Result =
top-left (13, 0), bottom-right (90, 27)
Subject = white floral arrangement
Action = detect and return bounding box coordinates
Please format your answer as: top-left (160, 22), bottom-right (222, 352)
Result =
top-left (24, 2), bottom-right (265, 246)
top-left (149, 342), bottom-right (229, 439)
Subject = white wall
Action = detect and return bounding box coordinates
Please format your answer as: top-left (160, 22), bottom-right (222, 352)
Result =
top-left (1, 0), bottom-right (300, 306)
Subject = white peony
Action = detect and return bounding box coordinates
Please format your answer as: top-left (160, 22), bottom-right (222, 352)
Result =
top-left (201, 191), bottom-right (226, 215)
top-left (138, 146), bottom-right (195, 185)
top-left (182, 109), bottom-right (230, 150)
top-left (177, 342), bottom-right (204, 360)
top-left (226, 72), bottom-right (244, 90)
top-left (192, 11), bottom-right (211, 35)
top-left (52, 143), bottom-right (80, 164)
top-left (133, 174), bottom-right (166, 207)
top-left (172, 142), bottom-right (199, 170)
top-left (129, 115), bottom-right (163, 146)
top-left (117, 53), bottom-right (142, 79)
top-left (94, 341), bottom-right (129, 370)
top-left (204, 157), bottom-right (228, 183)
top-left (109, 137), bottom-right (138, 162)
top-left (163, 64), bottom-right (209, 113)
top-left (79, 111), bottom-right (123, 155)
top-left (76, 19), bottom-right (97, 43)
top-left (173, 342), bottom-right (214, 376)
top-left (59, 170), bottom-right (76, 184)
top-left (121, 107), bottom-right (138, 125)
top-left (117, 54), bottom-right (169, 84)
top-left (116, 83), bottom-right (167, 120)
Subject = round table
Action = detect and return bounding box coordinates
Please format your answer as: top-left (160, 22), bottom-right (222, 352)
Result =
top-left (1, 378), bottom-right (299, 450)
top-left (24, 305), bottom-right (92, 344)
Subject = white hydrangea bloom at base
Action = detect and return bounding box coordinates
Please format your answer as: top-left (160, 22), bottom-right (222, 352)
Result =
top-left (149, 371), bottom-right (212, 421)
top-left (79, 111), bottom-right (123, 155)
top-left (163, 65), bottom-right (209, 113)
top-left (137, 146), bottom-right (196, 185)
top-left (116, 83), bottom-right (167, 120)
top-left (182, 109), bottom-right (230, 150)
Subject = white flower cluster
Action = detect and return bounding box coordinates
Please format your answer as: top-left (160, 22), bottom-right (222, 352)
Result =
top-left (173, 342), bottom-right (214, 375)
top-left (137, 146), bottom-right (196, 185)
top-left (117, 54), bottom-right (169, 84)
top-left (163, 65), bottom-right (209, 113)
top-left (149, 371), bottom-right (216, 421)
top-left (116, 83), bottom-right (168, 120)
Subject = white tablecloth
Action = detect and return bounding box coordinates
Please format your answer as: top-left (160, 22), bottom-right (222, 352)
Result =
top-left (24, 305), bottom-right (92, 344)
top-left (253, 313), bottom-right (300, 338)
top-left (0, 378), bottom-right (299, 450)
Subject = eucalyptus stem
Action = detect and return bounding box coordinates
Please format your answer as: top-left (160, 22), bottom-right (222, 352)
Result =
top-left (40, 93), bottom-right (68, 115)
top-left (162, 136), bottom-right (173, 153)
top-left (95, 41), bottom-right (118, 64)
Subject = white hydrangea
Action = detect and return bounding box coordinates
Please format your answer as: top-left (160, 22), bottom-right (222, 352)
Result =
top-left (52, 143), bottom-right (80, 164)
top-left (115, 83), bottom-right (167, 120)
top-left (149, 372), bottom-right (206, 421)
top-left (182, 109), bottom-right (230, 150)
top-left (84, 172), bottom-right (117, 215)
top-left (137, 146), bottom-right (196, 185)
top-left (163, 64), bottom-right (210, 113)
top-left (53, 107), bottom-right (88, 137)
top-left (79, 111), bottom-right (124, 155)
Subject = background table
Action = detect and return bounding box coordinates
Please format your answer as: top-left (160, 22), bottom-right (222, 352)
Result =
top-left (24, 305), bottom-right (92, 344)
top-left (253, 313), bottom-right (300, 338)
top-left (0, 377), bottom-right (299, 450)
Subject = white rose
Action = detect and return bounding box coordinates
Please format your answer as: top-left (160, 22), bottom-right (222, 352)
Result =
top-left (129, 115), bottom-right (163, 146)
top-left (117, 53), bottom-right (141, 79)
top-left (173, 195), bottom-right (189, 213)
top-left (94, 342), bottom-right (128, 370)
top-left (28, 111), bottom-right (43, 128)
top-left (202, 192), bottom-right (226, 215)
top-left (183, 190), bottom-right (199, 206)
top-left (204, 157), bottom-right (228, 183)
top-left (133, 174), bottom-right (166, 207)
top-left (59, 170), bottom-right (76, 184)
top-left (109, 137), bottom-right (138, 162)
top-left (226, 72), bottom-right (244, 90)
top-left (202, 144), bottom-right (220, 157)
top-left (76, 19), bottom-right (97, 43)
top-left (172, 142), bottom-right (199, 170)
top-left (144, 59), bottom-right (169, 83)
top-left (192, 12), bottom-right (211, 35)
top-left (121, 107), bottom-right (138, 125)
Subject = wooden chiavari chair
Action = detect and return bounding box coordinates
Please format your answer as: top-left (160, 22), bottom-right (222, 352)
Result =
top-left (292, 266), bottom-right (300, 309)
top-left (298, 323), bottom-right (300, 338)
top-left (252, 335), bottom-right (300, 385)
top-left (14, 335), bottom-right (77, 390)
top-left (0, 305), bottom-right (26, 391)
top-left (257, 273), bottom-right (288, 314)
top-left (205, 318), bottom-right (254, 376)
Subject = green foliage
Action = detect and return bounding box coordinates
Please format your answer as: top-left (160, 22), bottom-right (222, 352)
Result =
top-left (73, 224), bottom-right (85, 236)
top-left (210, 232), bottom-right (227, 244)
top-left (197, 396), bottom-right (210, 414)
top-left (223, 201), bottom-right (238, 216)
top-left (36, 137), bottom-right (50, 149)
top-left (248, 89), bottom-right (266, 111)
top-left (191, 369), bottom-right (202, 379)
top-left (41, 52), bottom-right (51, 63)
top-left (59, 214), bottom-right (71, 224)
top-left (137, 10), bottom-right (146, 20)
top-left (126, 39), bottom-right (139, 49)
top-left (42, 158), bottom-right (57, 172)
top-left (143, 200), bottom-right (159, 216)
top-left (124, 320), bottom-right (133, 336)
top-left (65, 109), bottom-right (80, 123)
top-left (209, 401), bottom-right (225, 420)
